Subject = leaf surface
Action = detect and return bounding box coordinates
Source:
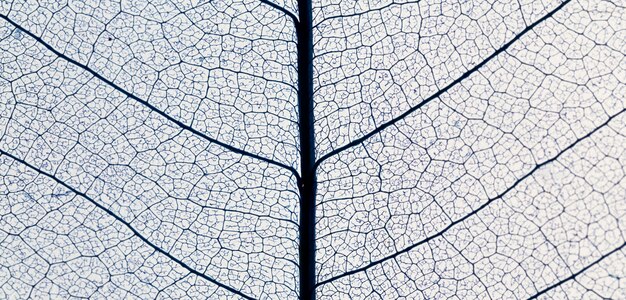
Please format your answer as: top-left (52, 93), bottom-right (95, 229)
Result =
top-left (0, 0), bottom-right (625, 299)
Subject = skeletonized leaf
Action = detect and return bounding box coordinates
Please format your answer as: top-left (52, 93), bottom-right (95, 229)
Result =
top-left (1, 0), bottom-right (624, 299)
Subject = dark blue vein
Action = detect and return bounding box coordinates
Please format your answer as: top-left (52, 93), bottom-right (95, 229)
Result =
top-left (0, 149), bottom-right (257, 300)
top-left (313, 0), bottom-right (571, 169)
top-left (528, 241), bottom-right (626, 299)
top-left (260, 0), bottom-right (299, 24)
top-left (0, 14), bottom-right (300, 181)
top-left (315, 108), bottom-right (625, 288)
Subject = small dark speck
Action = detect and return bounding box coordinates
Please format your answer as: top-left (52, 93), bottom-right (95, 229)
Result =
top-left (108, 37), bottom-right (113, 41)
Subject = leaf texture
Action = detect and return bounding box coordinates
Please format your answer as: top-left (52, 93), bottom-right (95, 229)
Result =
top-left (0, 0), bottom-right (624, 299)
top-left (0, 1), bottom-right (299, 298)
top-left (313, 0), bottom-right (626, 298)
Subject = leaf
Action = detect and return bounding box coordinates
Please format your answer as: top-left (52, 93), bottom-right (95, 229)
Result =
top-left (313, 0), bottom-right (626, 298)
top-left (0, 1), bottom-right (299, 299)
top-left (0, 0), bottom-right (624, 299)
